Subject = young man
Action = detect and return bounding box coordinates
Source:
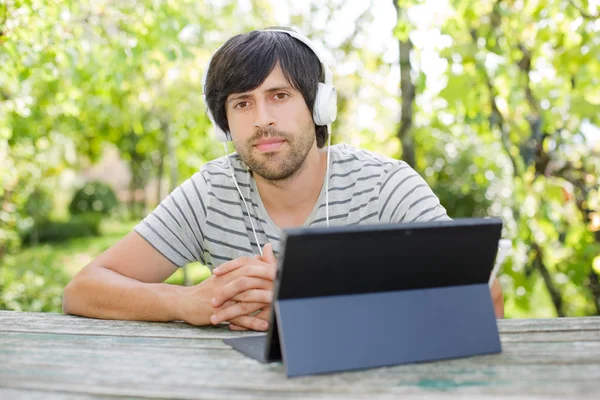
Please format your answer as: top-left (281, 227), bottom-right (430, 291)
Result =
top-left (63, 28), bottom-right (504, 331)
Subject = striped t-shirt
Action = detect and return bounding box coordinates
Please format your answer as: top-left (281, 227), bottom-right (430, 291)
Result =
top-left (135, 144), bottom-right (450, 270)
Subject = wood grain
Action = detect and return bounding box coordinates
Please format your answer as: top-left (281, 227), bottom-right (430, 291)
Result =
top-left (1, 311), bottom-right (599, 399)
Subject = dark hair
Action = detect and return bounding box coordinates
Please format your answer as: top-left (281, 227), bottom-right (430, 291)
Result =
top-left (204, 27), bottom-right (329, 148)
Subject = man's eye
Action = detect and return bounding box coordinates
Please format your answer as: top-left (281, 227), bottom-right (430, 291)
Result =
top-left (274, 93), bottom-right (288, 100)
top-left (234, 101), bottom-right (248, 109)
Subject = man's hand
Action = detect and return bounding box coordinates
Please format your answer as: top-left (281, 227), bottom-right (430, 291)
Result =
top-left (210, 243), bottom-right (277, 331)
top-left (491, 277), bottom-right (504, 318)
top-left (176, 252), bottom-right (271, 327)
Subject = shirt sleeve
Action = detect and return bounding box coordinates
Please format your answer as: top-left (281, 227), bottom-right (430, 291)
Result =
top-left (134, 172), bottom-right (207, 267)
top-left (378, 162), bottom-right (451, 223)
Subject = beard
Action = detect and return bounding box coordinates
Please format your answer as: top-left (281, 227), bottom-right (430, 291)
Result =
top-left (234, 122), bottom-right (316, 182)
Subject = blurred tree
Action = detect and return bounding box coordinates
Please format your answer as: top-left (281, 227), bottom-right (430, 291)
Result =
top-left (392, 0), bottom-right (600, 316)
top-left (1, 0), bottom-right (598, 318)
top-left (0, 0), bottom-right (263, 255)
top-left (1, 0), bottom-right (78, 259)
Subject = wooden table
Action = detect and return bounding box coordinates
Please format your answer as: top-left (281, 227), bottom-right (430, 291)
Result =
top-left (1, 311), bottom-right (599, 399)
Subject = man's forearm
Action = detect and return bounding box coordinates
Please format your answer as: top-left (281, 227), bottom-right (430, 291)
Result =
top-left (62, 266), bottom-right (212, 325)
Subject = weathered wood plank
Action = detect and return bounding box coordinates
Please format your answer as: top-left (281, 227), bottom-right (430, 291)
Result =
top-left (0, 311), bottom-right (252, 339)
top-left (2, 331), bottom-right (600, 396)
top-left (0, 388), bottom-right (116, 400)
top-left (2, 363), bottom-right (600, 399)
top-left (2, 311), bottom-right (600, 398)
top-left (2, 311), bottom-right (600, 339)
top-left (0, 331), bottom-right (231, 351)
top-left (501, 330), bottom-right (600, 343)
top-left (3, 332), bottom-right (600, 367)
top-left (0, 384), bottom-right (491, 400)
top-left (498, 317), bottom-right (600, 333)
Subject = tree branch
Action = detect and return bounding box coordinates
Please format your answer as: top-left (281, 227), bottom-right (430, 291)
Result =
top-left (398, 38), bottom-right (416, 167)
top-left (568, 0), bottom-right (600, 20)
top-left (549, 161), bottom-right (600, 315)
top-left (588, 269), bottom-right (600, 315)
top-left (468, 28), bottom-right (520, 178)
top-left (336, 5), bottom-right (372, 53)
top-left (393, 0), bottom-right (416, 168)
top-left (517, 44), bottom-right (541, 118)
top-left (533, 244), bottom-right (565, 317)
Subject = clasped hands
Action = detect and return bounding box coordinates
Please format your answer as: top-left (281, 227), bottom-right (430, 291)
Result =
top-left (209, 243), bottom-right (277, 331)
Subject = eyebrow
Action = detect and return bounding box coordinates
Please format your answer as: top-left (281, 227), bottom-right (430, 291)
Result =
top-left (226, 86), bottom-right (294, 104)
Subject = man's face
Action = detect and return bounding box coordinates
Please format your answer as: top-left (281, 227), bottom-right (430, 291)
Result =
top-left (225, 63), bottom-right (316, 181)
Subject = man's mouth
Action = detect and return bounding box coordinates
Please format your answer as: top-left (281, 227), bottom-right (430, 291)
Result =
top-left (254, 138), bottom-right (286, 152)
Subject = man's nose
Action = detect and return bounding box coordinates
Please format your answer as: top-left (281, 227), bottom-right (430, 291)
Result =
top-left (253, 100), bottom-right (276, 130)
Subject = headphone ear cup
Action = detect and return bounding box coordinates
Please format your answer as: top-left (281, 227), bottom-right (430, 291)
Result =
top-left (313, 82), bottom-right (337, 126)
top-left (207, 108), bottom-right (231, 142)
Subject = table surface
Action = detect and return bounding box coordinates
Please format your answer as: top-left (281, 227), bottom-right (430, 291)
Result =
top-left (1, 311), bottom-right (600, 399)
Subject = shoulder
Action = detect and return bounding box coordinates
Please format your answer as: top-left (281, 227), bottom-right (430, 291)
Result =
top-left (329, 144), bottom-right (404, 177)
top-left (199, 154), bottom-right (232, 177)
top-left (329, 144), bottom-right (398, 166)
top-left (193, 153), bottom-right (249, 184)
top-left (165, 155), bottom-right (242, 202)
top-left (328, 144), bottom-right (425, 191)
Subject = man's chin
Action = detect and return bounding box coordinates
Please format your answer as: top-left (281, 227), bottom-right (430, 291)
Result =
top-left (250, 162), bottom-right (298, 182)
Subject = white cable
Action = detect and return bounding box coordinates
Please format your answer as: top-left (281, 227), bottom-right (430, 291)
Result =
top-left (325, 124), bottom-right (331, 227)
top-left (223, 143), bottom-right (263, 257)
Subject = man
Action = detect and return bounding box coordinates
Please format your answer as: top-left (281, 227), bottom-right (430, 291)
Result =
top-left (63, 28), bottom-right (504, 331)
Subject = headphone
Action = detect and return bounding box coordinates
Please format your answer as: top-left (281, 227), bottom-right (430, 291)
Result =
top-left (201, 28), bottom-right (338, 142)
top-left (201, 28), bottom-right (337, 256)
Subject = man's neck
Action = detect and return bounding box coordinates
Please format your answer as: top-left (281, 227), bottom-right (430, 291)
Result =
top-left (253, 147), bottom-right (327, 229)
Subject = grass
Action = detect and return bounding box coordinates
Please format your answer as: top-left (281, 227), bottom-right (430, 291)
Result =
top-left (0, 218), bottom-right (210, 313)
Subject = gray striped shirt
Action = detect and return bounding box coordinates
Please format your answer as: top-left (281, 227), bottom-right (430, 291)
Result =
top-left (135, 144), bottom-right (449, 269)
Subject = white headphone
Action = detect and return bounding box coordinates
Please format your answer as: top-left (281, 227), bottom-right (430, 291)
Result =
top-left (201, 28), bottom-right (338, 142)
top-left (201, 28), bottom-right (337, 256)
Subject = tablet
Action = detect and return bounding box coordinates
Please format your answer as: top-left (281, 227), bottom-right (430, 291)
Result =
top-left (224, 217), bottom-right (503, 363)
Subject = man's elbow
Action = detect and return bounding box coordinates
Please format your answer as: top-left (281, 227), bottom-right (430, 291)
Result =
top-left (62, 267), bottom-right (94, 315)
top-left (62, 278), bottom-right (79, 315)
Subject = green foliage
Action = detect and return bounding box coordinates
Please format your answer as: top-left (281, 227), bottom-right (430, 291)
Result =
top-left (1, 0), bottom-right (599, 318)
top-left (0, 263), bottom-right (68, 313)
top-left (20, 213), bottom-right (103, 245)
top-left (393, 0), bottom-right (600, 316)
top-left (0, 219), bottom-right (135, 312)
top-left (69, 182), bottom-right (119, 216)
top-left (24, 187), bottom-right (54, 223)
top-left (164, 262), bottom-right (211, 286)
top-left (0, 219), bottom-right (207, 313)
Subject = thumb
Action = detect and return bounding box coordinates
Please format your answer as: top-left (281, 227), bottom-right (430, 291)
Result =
top-left (261, 243), bottom-right (276, 264)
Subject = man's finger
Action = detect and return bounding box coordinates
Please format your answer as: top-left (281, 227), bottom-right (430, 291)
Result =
top-left (254, 307), bottom-right (270, 322)
top-left (223, 264), bottom-right (276, 281)
top-left (210, 301), bottom-right (266, 325)
top-left (212, 276), bottom-right (273, 307)
top-left (212, 256), bottom-right (259, 276)
top-left (261, 243), bottom-right (277, 264)
top-left (228, 323), bottom-right (249, 331)
top-left (228, 315), bottom-right (269, 331)
top-left (231, 289), bottom-right (273, 304)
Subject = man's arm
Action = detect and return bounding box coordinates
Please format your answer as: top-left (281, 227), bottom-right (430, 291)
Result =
top-left (63, 230), bottom-right (274, 328)
top-left (62, 231), bottom-right (215, 325)
top-left (491, 277), bottom-right (504, 318)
